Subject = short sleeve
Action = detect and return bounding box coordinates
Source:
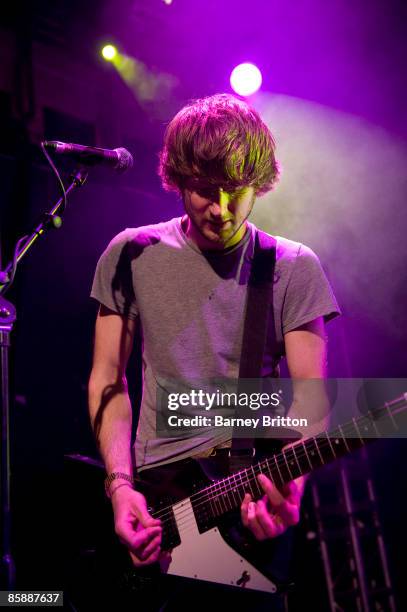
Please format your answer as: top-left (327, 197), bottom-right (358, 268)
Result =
top-left (282, 244), bottom-right (340, 334)
top-left (90, 231), bottom-right (139, 319)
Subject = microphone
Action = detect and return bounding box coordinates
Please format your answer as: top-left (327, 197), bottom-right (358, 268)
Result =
top-left (43, 141), bottom-right (134, 173)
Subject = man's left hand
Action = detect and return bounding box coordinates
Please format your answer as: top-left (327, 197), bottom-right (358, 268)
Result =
top-left (241, 473), bottom-right (303, 540)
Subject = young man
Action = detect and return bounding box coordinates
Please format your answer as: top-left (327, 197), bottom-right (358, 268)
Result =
top-left (88, 94), bottom-right (340, 606)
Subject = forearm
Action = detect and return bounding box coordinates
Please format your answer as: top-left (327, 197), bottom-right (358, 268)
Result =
top-left (88, 373), bottom-right (133, 475)
top-left (285, 378), bottom-right (331, 441)
top-left (282, 386), bottom-right (331, 498)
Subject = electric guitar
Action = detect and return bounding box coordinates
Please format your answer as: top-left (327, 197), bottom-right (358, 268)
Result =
top-left (132, 393), bottom-right (407, 594)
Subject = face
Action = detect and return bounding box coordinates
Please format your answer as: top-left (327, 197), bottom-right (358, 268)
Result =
top-left (182, 183), bottom-right (256, 250)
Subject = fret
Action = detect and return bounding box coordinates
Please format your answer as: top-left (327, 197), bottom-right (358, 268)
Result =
top-left (207, 488), bottom-right (217, 518)
top-left (314, 433), bottom-right (336, 464)
top-left (275, 452), bottom-right (291, 484)
top-left (268, 456), bottom-right (283, 488)
top-left (229, 473), bottom-right (239, 507)
top-left (228, 481), bottom-right (236, 510)
top-left (242, 470), bottom-right (254, 498)
top-left (292, 445), bottom-right (303, 475)
top-left (214, 482), bottom-right (226, 514)
top-left (235, 476), bottom-right (244, 507)
top-left (222, 478), bottom-right (232, 511)
top-left (369, 412), bottom-right (380, 438)
top-left (223, 488), bottom-right (232, 511)
top-left (352, 417), bottom-right (364, 445)
top-left (264, 458), bottom-right (277, 485)
top-left (303, 438), bottom-right (319, 469)
top-left (327, 428), bottom-right (350, 458)
top-left (367, 406), bottom-right (400, 437)
top-left (338, 424), bottom-right (350, 452)
top-left (273, 454), bottom-right (285, 486)
top-left (251, 465), bottom-right (262, 498)
top-left (226, 482), bottom-right (234, 510)
top-left (291, 441), bottom-right (310, 475)
top-left (312, 437), bottom-right (325, 466)
top-left (282, 451), bottom-right (294, 480)
top-left (356, 412), bottom-right (380, 439)
top-left (261, 459), bottom-right (276, 486)
top-left (325, 432), bottom-right (336, 458)
top-left (283, 447), bottom-right (303, 480)
top-left (302, 440), bottom-right (313, 470)
top-left (212, 494), bottom-right (222, 517)
top-left (312, 434), bottom-right (330, 466)
top-left (385, 403), bottom-right (398, 431)
top-left (238, 470), bottom-right (246, 499)
top-left (340, 421), bottom-right (363, 452)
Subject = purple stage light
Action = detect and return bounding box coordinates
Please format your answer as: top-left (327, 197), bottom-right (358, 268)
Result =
top-left (230, 63), bottom-right (262, 97)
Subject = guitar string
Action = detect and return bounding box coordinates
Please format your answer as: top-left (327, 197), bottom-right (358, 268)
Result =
top-left (152, 458), bottom-right (273, 534)
top-left (149, 415), bottom-right (383, 529)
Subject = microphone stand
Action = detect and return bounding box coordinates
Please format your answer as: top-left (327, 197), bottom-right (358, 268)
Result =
top-left (0, 167), bottom-right (88, 589)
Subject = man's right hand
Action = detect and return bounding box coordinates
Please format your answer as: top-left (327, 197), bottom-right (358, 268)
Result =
top-left (111, 486), bottom-right (163, 566)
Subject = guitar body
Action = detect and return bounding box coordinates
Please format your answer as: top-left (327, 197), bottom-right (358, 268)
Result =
top-left (137, 444), bottom-right (293, 594)
top-left (168, 497), bottom-right (277, 591)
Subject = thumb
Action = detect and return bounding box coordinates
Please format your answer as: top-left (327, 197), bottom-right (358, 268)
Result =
top-left (135, 495), bottom-right (161, 528)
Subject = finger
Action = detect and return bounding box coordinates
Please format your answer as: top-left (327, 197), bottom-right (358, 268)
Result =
top-left (137, 531), bottom-right (162, 561)
top-left (257, 474), bottom-right (284, 507)
top-left (240, 493), bottom-right (252, 527)
top-left (256, 499), bottom-right (285, 538)
top-left (129, 545), bottom-right (161, 567)
top-left (132, 525), bottom-right (162, 552)
top-left (120, 524), bottom-right (161, 551)
top-left (137, 505), bottom-right (162, 529)
top-left (246, 501), bottom-right (268, 541)
top-left (261, 490), bottom-right (300, 527)
top-left (282, 480), bottom-right (301, 503)
top-left (124, 492), bottom-right (161, 529)
top-left (273, 499), bottom-right (300, 527)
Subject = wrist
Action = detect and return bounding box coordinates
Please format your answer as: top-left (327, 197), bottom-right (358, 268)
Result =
top-left (104, 471), bottom-right (134, 498)
top-left (110, 481), bottom-right (134, 499)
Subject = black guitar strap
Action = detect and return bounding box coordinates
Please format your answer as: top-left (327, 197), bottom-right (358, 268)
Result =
top-left (229, 229), bottom-right (277, 473)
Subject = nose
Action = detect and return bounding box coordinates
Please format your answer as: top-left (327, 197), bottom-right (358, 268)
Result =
top-left (208, 189), bottom-right (231, 218)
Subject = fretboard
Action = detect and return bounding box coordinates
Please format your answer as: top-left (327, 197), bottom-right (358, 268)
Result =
top-left (191, 393), bottom-right (406, 526)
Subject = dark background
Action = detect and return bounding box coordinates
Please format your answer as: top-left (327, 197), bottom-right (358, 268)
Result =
top-left (0, 1), bottom-right (406, 609)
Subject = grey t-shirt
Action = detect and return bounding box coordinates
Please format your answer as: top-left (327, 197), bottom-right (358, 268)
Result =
top-left (91, 217), bottom-right (340, 471)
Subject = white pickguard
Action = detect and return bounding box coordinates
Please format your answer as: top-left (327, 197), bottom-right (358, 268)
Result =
top-left (166, 497), bottom-right (277, 593)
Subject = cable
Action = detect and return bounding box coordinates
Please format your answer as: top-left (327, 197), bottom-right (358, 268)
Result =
top-left (40, 141), bottom-right (67, 214)
top-left (1, 235), bottom-right (29, 294)
top-left (1, 144), bottom-right (68, 293)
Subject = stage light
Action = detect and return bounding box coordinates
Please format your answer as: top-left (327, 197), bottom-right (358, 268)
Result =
top-left (163, 0), bottom-right (173, 4)
top-left (230, 63), bottom-right (262, 97)
top-left (102, 44), bottom-right (118, 61)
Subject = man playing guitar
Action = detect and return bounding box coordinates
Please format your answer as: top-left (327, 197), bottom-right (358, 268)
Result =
top-left (88, 93), bottom-right (340, 609)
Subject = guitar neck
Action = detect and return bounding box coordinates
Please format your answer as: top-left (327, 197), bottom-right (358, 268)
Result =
top-left (190, 393), bottom-right (407, 524)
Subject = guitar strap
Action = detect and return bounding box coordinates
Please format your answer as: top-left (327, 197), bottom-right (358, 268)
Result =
top-left (229, 229), bottom-right (277, 473)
